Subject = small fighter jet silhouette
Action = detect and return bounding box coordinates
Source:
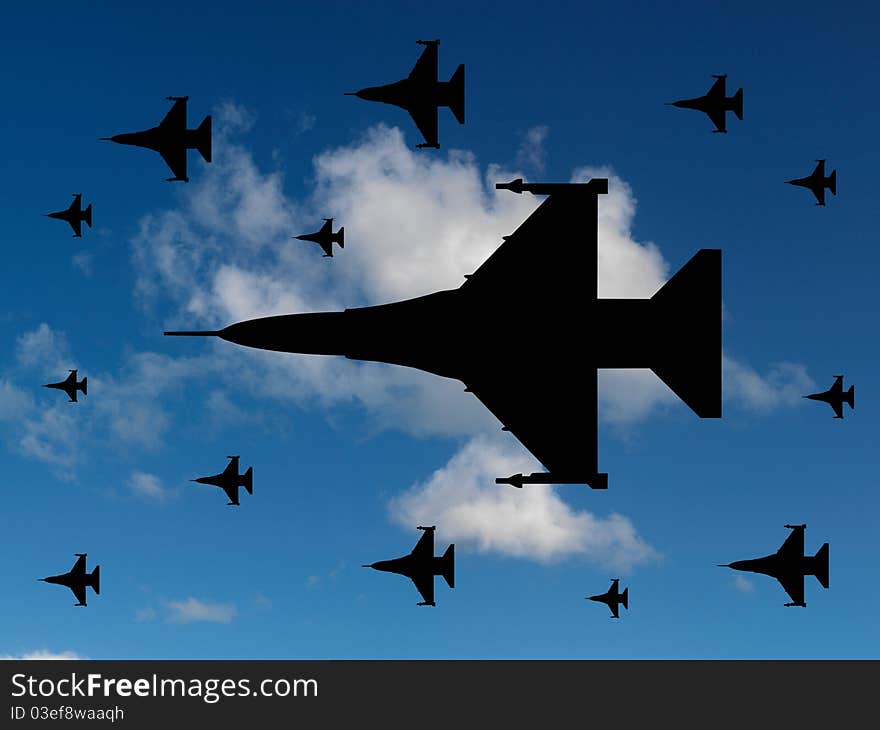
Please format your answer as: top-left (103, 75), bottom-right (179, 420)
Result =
top-left (43, 369), bottom-right (87, 403)
top-left (786, 159), bottom-right (837, 206)
top-left (666, 74), bottom-right (743, 133)
top-left (294, 218), bottom-right (345, 257)
top-left (101, 96), bottom-right (211, 182)
top-left (719, 524), bottom-right (829, 607)
top-left (45, 194), bottom-right (92, 238)
top-left (191, 455), bottom-right (253, 506)
top-left (39, 553), bottom-right (100, 607)
top-left (363, 525), bottom-right (454, 606)
top-left (804, 375), bottom-right (854, 419)
top-left (346, 39), bottom-right (465, 149)
top-left (587, 578), bottom-right (629, 618)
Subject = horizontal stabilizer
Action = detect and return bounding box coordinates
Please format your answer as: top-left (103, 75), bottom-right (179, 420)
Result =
top-left (195, 115), bottom-right (212, 163)
top-left (731, 87), bottom-right (743, 120)
top-left (84, 203), bottom-right (93, 228)
top-left (90, 565), bottom-right (100, 595)
top-left (812, 543), bottom-right (829, 589)
top-left (620, 587), bottom-right (628, 610)
top-left (649, 249), bottom-right (722, 418)
top-left (242, 466), bottom-right (253, 495)
top-left (336, 227), bottom-right (345, 249)
top-left (440, 543), bottom-right (455, 589)
top-left (828, 169), bottom-right (837, 196)
top-left (845, 384), bottom-right (854, 409)
top-left (448, 64), bottom-right (465, 124)
top-left (80, 377), bottom-right (88, 396)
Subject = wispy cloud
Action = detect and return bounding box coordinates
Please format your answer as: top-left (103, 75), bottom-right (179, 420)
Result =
top-left (128, 472), bottom-right (173, 502)
top-left (0, 650), bottom-right (85, 660)
top-left (390, 435), bottom-right (660, 569)
top-left (163, 598), bottom-right (237, 624)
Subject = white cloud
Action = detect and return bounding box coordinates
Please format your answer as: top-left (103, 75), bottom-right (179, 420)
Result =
top-left (15, 323), bottom-right (71, 375)
top-left (390, 435), bottom-right (659, 569)
top-left (0, 650), bottom-right (85, 660)
top-left (516, 125), bottom-right (549, 173)
top-left (71, 251), bottom-right (94, 277)
top-left (164, 598), bottom-right (237, 624)
top-left (723, 356), bottom-right (815, 412)
top-left (128, 472), bottom-right (172, 502)
top-left (732, 575), bottom-right (754, 593)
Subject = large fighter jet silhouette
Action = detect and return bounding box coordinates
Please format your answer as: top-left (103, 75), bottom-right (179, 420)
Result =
top-left (804, 375), bottom-right (854, 419)
top-left (786, 159), bottom-right (837, 206)
top-left (362, 526), bottom-right (454, 606)
top-left (295, 218), bottom-right (345, 257)
top-left (346, 39), bottom-right (464, 149)
top-left (39, 554), bottom-right (100, 607)
top-left (166, 178), bottom-right (721, 489)
top-left (191, 455), bottom-right (253, 506)
top-left (101, 96), bottom-right (212, 182)
top-left (587, 578), bottom-right (629, 619)
top-left (43, 369), bottom-right (87, 403)
top-left (719, 524), bottom-right (829, 607)
top-left (667, 75), bottom-right (743, 133)
top-left (45, 194), bottom-right (92, 237)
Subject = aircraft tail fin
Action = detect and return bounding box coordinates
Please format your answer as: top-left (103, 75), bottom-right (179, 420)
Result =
top-left (844, 384), bottom-right (854, 410)
top-left (439, 543), bottom-right (455, 589)
top-left (649, 249), bottom-right (722, 418)
top-left (79, 377), bottom-right (88, 396)
top-left (83, 204), bottom-right (93, 228)
top-left (89, 565), bottom-right (100, 595)
top-left (448, 64), bottom-right (465, 124)
top-left (242, 466), bottom-right (253, 495)
top-left (620, 586), bottom-right (628, 610)
top-left (811, 543), bottom-right (829, 589)
top-left (828, 169), bottom-right (837, 196)
top-left (731, 87), bottom-right (743, 120)
top-left (335, 227), bottom-right (345, 249)
top-left (195, 115), bottom-right (212, 163)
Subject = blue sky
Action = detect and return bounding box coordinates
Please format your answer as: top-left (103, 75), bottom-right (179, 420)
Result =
top-left (0, 1), bottom-right (878, 659)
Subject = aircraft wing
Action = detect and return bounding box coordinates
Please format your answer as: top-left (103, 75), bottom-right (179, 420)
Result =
top-left (159, 145), bottom-right (188, 181)
top-left (706, 107), bottom-right (727, 133)
top-left (411, 528), bottom-right (434, 560)
top-left (609, 601), bottom-right (620, 619)
top-left (223, 457), bottom-right (239, 477)
top-left (706, 75), bottom-right (726, 99)
top-left (458, 192), bottom-right (600, 480)
top-left (319, 219), bottom-right (333, 235)
top-left (69, 584), bottom-right (88, 606)
top-left (410, 572), bottom-right (435, 606)
top-left (70, 554), bottom-right (87, 576)
top-left (70, 194), bottom-right (82, 214)
top-left (830, 399), bottom-right (844, 419)
top-left (320, 240), bottom-right (334, 257)
top-left (407, 104), bottom-right (439, 147)
top-left (68, 218), bottom-right (82, 237)
top-left (777, 527), bottom-right (805, 560)
top-left (776, 572), bottom-right (805, 606)
top-left (222, 484), bottom-right (239, 504)
top-left (408, 42), bottom-right (438, 84)
top-left (159, 97), bottom-right (187, 130)
top-left (809, 186), bottom-right (825, 205)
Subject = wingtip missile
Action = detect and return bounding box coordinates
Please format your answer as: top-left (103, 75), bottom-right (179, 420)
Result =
top-left (164, 330), bottom-right (222, 336)
top-left (496, 474), bottom-right (524, 488)
top-left (496, 178), bottom-right (524, 194)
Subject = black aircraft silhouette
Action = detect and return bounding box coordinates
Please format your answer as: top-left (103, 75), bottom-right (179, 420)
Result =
top-left (587, 578), bottom-right (629, 619)
top-left (719, 524), bottom-right (829, 607)
top-left (667, 75), bottom-right (743, 133)
top-left (786, 159), bottom-right (837, 206)
top-left (101, 96), bottom-right (211, 182)
top-left (295, 218), bottom-right (345, 257)
top-left (362, 526), bottom-right (454, 606)
top-left (39, 553), bottom-right (100, 607)
top-left (191, 455), bottom-right (253, 506)
top-left (804, 375), bottom-right (854, 419)
top-left (45, 194), bottom-right (92, 237)
top-left (346, 39), bottom-right (464, 149)
top-left (43, 369), bottom-right (87, 403)
top-left (166, 179), bottom-right (720, 489)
